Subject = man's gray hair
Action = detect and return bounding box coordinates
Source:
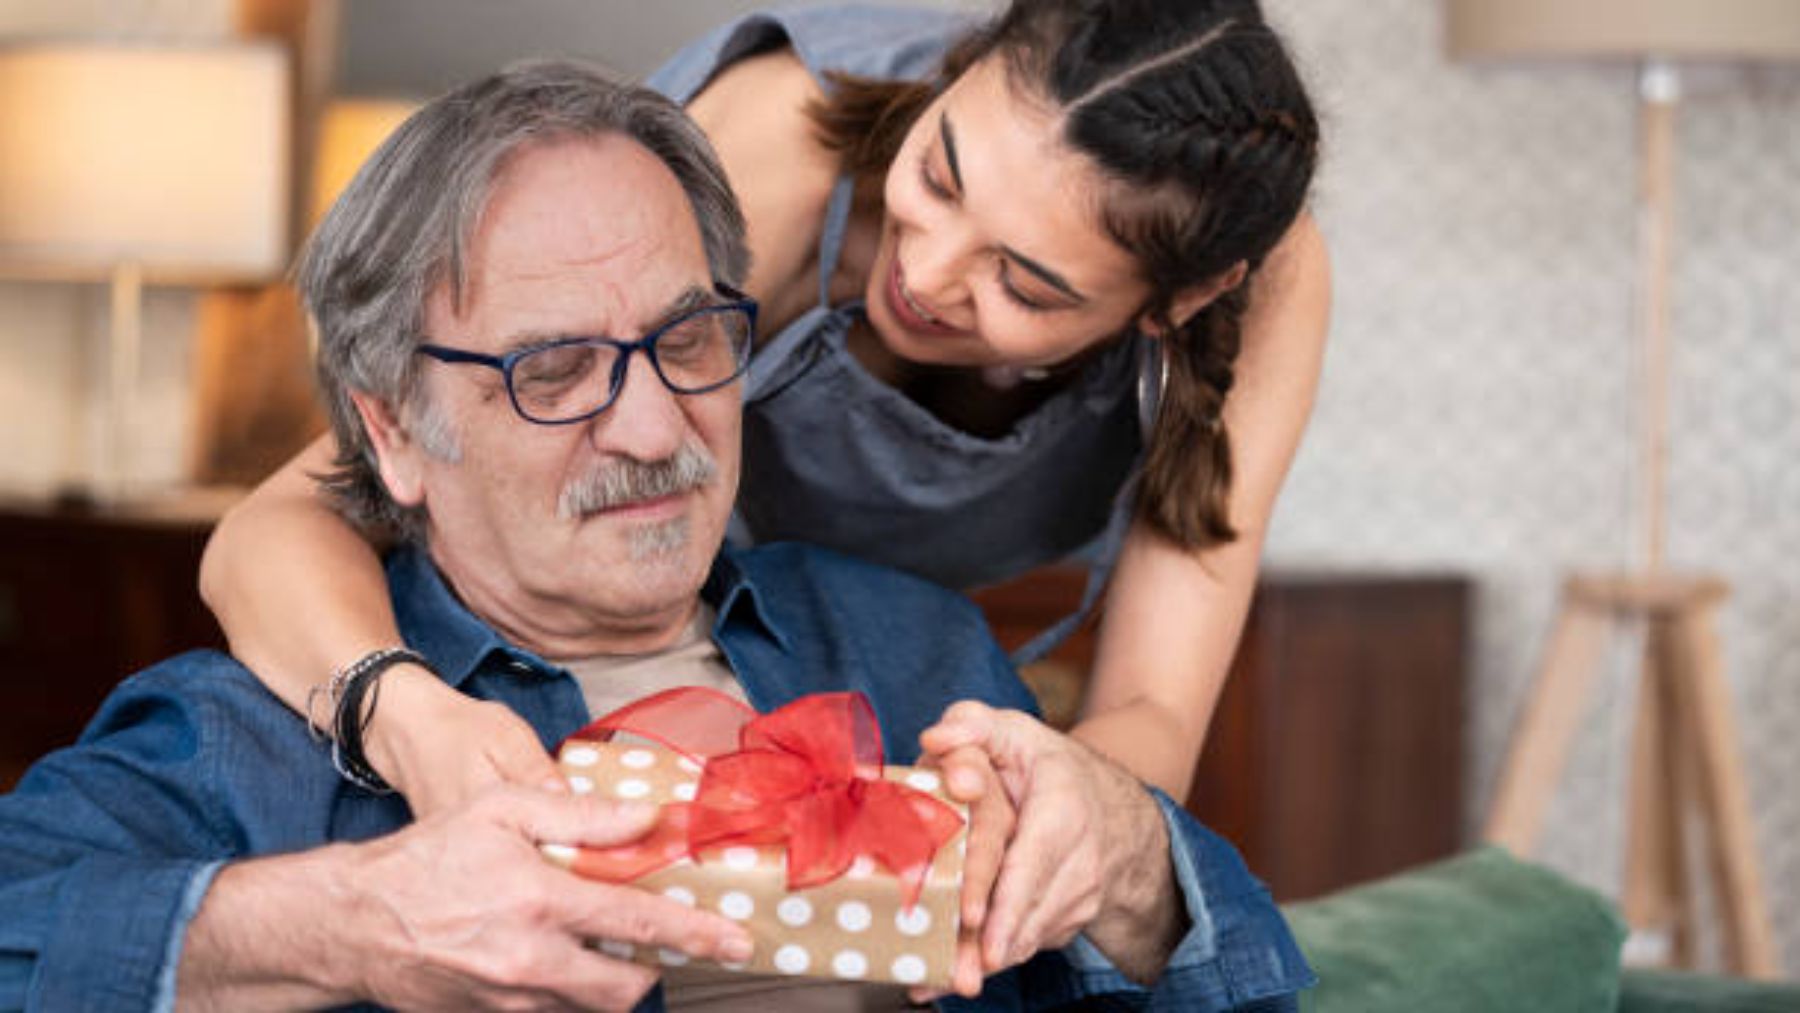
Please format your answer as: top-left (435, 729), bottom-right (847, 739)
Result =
top-left (298, 59), bottom-right (749, 540)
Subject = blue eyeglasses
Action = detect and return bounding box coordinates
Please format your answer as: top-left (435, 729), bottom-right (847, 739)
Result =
top-left (415, 285), bottom-right (758, 425)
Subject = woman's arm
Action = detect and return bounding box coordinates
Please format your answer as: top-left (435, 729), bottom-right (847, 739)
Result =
top-left (199, 435), bottom-right (561, 814)
top-left (917, 216), bottom-right (1332, 976)
top-left (1073, 213), bottom-right (1333, 800)
top-left (200, 435), bottom-right (398, 711)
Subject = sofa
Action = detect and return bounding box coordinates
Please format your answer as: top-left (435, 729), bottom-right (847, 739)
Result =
top-left (1282, 848), bottom-right (1800, 1012)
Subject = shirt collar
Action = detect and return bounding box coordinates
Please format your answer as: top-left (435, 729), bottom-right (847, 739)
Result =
top-left (387, 544), bottom-right (791, 687)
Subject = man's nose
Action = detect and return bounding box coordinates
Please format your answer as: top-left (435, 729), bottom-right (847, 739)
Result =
top-left (589, 350), bottom-right (687, 461)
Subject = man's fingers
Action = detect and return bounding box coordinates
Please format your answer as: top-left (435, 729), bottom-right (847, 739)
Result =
top-left (981, 844), bottom-right (1034, 969)
top-left (958, 767), bottom-right (1014, 929)
top-left (923, 744), bottom-right (1013, 930)
top-left (561, 878), bottom-right (756, 965)
top-left (919, 700), bottom-right (998, 756)
top-left (536, 936), bottom-right (663, 1012)
top-left (489, 732), bottom-right (567, 793)
top-left (980, 765), bottom-right (1082, 969)
top-left (953, 928), bottom-right (987, 997)
top-left (484, 786), bottom-right (661, 848)
top-left (911, 924), bottom-right (985, 1002)
top-left (927, 744), bottom-right (993, 803)
top-left (1010, 875), bottom-right (1089, 964)
top-left (480, 789), bottom-right (754, 964)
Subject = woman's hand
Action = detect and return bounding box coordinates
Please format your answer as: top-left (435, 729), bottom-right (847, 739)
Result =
top-left (918, 701), bottom-right (1181, 984)
top-left (362, 664), bottom-right (567, 819)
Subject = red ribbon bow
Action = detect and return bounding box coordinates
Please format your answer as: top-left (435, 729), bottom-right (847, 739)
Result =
top-left (561, 688), bottom-right (964, 906)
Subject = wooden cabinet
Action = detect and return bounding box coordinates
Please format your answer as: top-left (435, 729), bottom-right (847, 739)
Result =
top-left (973, 567), bottom-right (1469, 901)
top-left (0, 501), bottom-right (225, 789)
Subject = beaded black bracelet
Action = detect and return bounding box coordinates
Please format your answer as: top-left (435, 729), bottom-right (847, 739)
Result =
top-left (321, 647), bottom-right (432, 794)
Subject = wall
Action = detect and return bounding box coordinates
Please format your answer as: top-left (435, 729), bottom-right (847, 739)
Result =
top-left (1262, 0), bottom-right (1800, 973)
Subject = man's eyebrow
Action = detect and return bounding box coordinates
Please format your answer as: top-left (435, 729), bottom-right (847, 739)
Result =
top-left (939, 113), bottom-right (965, 193)
top-left (494, 284), bottom-right (713, 353)
top-left (495, 329), bottom-right (569, 356)
top-left (943, 112), bottom-right (1086, 305)
top-left (655, 284), bottom-right (714, 324)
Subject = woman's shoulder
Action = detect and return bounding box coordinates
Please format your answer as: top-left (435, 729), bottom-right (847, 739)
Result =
top-left (685, 49), bottom-right (839, 315)
top-left (776, 3), bottom-right (978, 84)
top-left (647, 4), bottom-right (977, 104)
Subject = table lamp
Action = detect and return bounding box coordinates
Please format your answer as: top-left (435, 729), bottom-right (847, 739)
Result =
top-left (1449, 0), bottom-right (1800, 977)
top-left (0, 42), bottom-right (290, 500)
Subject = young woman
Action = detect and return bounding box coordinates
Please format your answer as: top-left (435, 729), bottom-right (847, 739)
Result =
top-left (201, 0), bottom-right (1327, 984)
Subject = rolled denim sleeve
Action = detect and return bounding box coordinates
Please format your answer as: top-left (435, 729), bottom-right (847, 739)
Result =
top-left (1044, 788), bottom-right (1315, 1011)
top-left (0, 663), bottom-right (240, 1013)
top-left (19, 856), bottom-right (221, 1012)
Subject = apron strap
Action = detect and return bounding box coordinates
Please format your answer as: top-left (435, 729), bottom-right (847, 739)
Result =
top-left (1008, 473), bottom-right (1138, 667)
top-left (815, 175), bottom-right (856, 306)
top-left (743, 176), bottom-right (858, 404)
top-left (1010, 339), bottom-right (1160, 666)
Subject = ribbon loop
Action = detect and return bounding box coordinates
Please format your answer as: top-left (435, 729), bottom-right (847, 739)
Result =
top-left (564, 688), bottom-right (964, 906)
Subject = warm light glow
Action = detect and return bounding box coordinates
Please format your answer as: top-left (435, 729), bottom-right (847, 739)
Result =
top-left (0, 44), bottom-right (289, 281)
top-left (309, 99), bottom-right (418, 227)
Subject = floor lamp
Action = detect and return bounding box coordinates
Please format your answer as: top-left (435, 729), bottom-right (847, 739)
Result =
top-left (1448, 0), bottom-right (1800, 978)
top-left (0, 43), bottom-right (289, 502)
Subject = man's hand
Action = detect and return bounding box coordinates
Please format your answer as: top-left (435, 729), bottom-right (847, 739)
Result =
top-left (919, 702), bottom-right (1185, 985)
top-left (909, 744), bottom-right (1017, 1002)
top-left (364, 664), bottom-right (568, 819)
top-left (179, 786), bottom-right (754, 1012)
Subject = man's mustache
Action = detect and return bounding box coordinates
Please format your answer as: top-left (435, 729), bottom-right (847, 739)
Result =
top-left (557, 444), bottom-right (717, 520)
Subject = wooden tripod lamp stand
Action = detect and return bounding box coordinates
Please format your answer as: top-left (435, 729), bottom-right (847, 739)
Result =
top-left (1447, 0), bottom-right (1800, 978)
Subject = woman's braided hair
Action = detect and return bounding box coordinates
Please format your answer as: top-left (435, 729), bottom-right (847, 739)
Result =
top-left (809, 0), bottom-right (1319, 548)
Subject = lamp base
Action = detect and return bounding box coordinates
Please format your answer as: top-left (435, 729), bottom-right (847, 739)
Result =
top-left (1484, 571), bottom-right (1779, 978)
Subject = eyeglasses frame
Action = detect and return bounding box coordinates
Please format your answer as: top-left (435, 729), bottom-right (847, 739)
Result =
top-left (414, 283), bottom-right (758, 426)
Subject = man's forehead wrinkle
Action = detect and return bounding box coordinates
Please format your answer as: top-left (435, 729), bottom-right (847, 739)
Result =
top-left (565, 235), bottom-right (651, 270)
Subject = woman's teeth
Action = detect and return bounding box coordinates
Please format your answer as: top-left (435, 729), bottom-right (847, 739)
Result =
top-left (900, 278), bottom-right (942, 326)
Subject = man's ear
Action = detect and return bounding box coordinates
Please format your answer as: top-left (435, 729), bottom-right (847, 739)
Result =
top-left (1138, 260), bottom-right (1249, 337)
top-left (348, 389), bottom-right (427, 508)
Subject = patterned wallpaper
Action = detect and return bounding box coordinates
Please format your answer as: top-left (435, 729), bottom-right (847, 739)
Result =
top-left (1262, 0), bottom-right (1800, 974)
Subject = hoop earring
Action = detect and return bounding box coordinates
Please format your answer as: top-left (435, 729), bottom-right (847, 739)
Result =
top-left (1137, 338), bottom-right (1168, 440)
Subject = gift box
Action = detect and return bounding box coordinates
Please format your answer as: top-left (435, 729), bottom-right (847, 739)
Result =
top-left (539, 689), bottom-right (967, 989)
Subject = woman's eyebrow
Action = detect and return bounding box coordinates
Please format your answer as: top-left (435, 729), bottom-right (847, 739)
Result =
top-left (940, 112), bottom-right (966, 192)
top-left (1003, 246), bottom-right (1086, 304)
top-left (942, 112), bottom-right (1087, 305)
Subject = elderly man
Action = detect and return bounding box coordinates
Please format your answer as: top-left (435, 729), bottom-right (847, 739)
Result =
top-left (0, 62), bottom-right (1308, 1012)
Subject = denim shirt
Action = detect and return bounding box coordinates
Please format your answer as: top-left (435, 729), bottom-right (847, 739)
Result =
top-left (0, 543), bottom-right (1311, 1012)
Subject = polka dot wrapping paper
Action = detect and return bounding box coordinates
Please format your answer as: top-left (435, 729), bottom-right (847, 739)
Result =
top-left (540, 738), bottom-right (967, 988)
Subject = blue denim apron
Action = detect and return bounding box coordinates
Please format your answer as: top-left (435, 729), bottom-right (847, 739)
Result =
top-left (650, 6), bottom-right (1164, 663)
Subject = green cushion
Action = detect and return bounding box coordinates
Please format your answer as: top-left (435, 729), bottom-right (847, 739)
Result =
top-left (1617, 968), bottom-right (1800, 1013)
top-left (1282, 848), bottom-right (1627, 1013)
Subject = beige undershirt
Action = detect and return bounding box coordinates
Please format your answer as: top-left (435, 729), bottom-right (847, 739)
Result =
top-left (563, 603), bottom-right (915, 1012)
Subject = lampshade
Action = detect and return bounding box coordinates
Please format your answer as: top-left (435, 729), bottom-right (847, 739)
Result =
top-left (0, 43), bottom-right (290, 283)
top-left (1447, 0), bottom-right (1800, 63)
